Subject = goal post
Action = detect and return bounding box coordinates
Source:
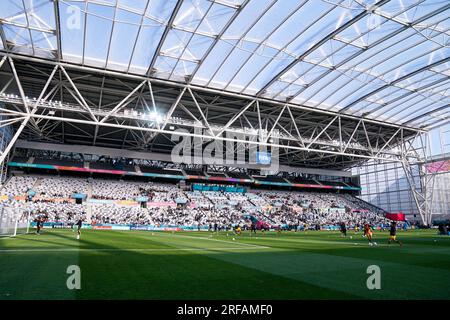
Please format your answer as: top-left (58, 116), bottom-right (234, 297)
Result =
top-left (0, 205), bottom-right (31, 237)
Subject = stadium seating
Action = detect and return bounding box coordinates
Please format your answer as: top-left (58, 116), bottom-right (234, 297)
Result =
top-left (0, 174), bottom-right (389, 229)
top-left (92, 180), bottom-right (146, 200)
top-left (34, 177), bottom-right (89, 198)
top-left (1, 176), bottom-right (37, 197)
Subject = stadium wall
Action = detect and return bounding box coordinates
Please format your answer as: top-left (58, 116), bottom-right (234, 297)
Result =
top-left (353, 161), bottom-right (421, 221)
top-left (431, 171), bottom-right (450, 219)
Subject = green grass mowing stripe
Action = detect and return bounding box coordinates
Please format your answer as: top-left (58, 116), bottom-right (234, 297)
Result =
top-left (226, 230), bottom-right (450, 266)
top-left (0, 250), bottom-right (371, 299)
top-left (199, 242), bottom-right (450, 299)
top-left (74, 247), bottom-right (358, 300)
top-left (175, 230), bottom-right (450, 299)
top-left (0, 230), bottom-right (81, 300)
top-left (0, 247), bottom-right (272, 253)
top-left (106, 231), bottom-right (271, 253)
top-left (154, 231), bottom-right (270, 249)
top-left (199, 230), bottom-right (450, 247)
top-left (306, 244), bottom-right (450, 272)
top-left (69, 230), bottom-right (310, 299)
top-left (1, 229), bottom-right (450, 299)
top-left (194, 232), bottom-right (374, 250)
top-left (76, 230), bottom-right (175, 249)
top-left (0, 252), bottom-right (81, 300)
top-left (258, 231), bottom-right (450, 273)
top-left (0, 230), bottom-right (269, 252)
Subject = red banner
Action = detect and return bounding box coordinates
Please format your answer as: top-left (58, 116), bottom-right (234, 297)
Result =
top-left (92, 225), bottom-right (112, 230)
top-left (386, 213), bottom-right (406, 221)
top-left (426, 159), bottom-right (450, 173)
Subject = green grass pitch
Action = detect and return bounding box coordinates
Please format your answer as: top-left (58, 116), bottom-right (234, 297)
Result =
top-left (0, 228), bottom-right (449, 300)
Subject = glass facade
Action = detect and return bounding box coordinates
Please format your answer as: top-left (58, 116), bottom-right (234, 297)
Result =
top-left (353, 161), bottom-right (421, 220)
top-left (431, 172), bottom-right (450, 218)
top-left (354, 123), bottom-right (449, 223)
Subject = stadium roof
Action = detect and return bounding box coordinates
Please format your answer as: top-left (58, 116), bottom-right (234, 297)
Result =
top-left (0, 0), bottom-right (449, 130)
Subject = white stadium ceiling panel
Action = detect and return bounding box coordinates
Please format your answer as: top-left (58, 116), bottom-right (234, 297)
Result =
top-left (0, 0), bottom-right (449, 129)
top-left (0, 0), bottom-right (57, 58)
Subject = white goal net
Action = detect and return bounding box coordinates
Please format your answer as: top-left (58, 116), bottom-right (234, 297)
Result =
top-left (0, 205), bottom-right (31, 237)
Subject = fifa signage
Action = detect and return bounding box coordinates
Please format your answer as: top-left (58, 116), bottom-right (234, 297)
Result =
top-left (256, 152), bottom-right (271, 165)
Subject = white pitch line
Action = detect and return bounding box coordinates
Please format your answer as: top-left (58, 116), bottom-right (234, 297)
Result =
top-left (154, 232), bottom-right (270, 249)
top-left (0, 246), bottom-right (271, 253)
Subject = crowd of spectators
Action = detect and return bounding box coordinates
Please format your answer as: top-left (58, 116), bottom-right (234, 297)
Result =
top-left (1, 174), bottom-right (390, 229)
top-left (34, 177), bottom-right (89, 198)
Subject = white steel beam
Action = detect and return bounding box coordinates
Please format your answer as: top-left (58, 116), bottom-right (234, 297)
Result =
top-left (0, 116), bottom-right (30, 166)
top-left (0, 53), bottom-right (426, 133)
top-left (0, 107), bottom-right (410, 163)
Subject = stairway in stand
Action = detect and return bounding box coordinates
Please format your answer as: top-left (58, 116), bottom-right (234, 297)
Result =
top-left (32, 177), bottom-right (42, 190)
top-left (85, 181), bottom-right (93, 223)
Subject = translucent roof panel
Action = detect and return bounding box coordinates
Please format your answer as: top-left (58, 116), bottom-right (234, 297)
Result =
top-left (0, 0), bottom-right (57, 58)
top-left (0, 0), bottom-right (448, 129)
